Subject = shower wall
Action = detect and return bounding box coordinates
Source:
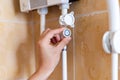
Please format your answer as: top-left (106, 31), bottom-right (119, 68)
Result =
top-left (0, 0), bottom-right (36, 80)
top-left (0, 0), bottom-right (120, 80)
top-left (33, 0), bottom-right (119, 80)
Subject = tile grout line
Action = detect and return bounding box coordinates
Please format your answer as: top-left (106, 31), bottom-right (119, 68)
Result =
top-left (45, 10), bottom-right (108, 23)
top-left (0, 10), bottom-right (108, 24)
top-left (0, 20), bottom-right (33, 24)
top-left (28, 10), bottom-right (108, 23)
top-left (75, 10), bottom-right (108, 18)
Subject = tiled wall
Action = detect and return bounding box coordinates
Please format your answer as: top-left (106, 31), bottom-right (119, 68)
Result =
top-left (33, 0), bottom-right (119, 80)
top-left (0, 0), bottom-right (120, 80)
top-left (0, 0), bottom-right (36, 80)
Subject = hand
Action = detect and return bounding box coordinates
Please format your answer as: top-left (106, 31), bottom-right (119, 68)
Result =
top-left (29, 28), bottom-right (71, 80)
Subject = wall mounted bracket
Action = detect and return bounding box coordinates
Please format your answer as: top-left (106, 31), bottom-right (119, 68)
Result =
top-left (103, 31), bottom-right (120, 53)
top-left (59, 11), bottom-right (75, 28)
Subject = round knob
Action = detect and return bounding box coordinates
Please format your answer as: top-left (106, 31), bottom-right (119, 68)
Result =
top-left (63, 28), bottom-right (71, 37)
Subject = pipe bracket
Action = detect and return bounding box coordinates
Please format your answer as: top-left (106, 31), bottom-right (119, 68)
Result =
top-left (59, 11), bottom-right (75, 28)
top-left (103, 31), bottom-right (120, 54)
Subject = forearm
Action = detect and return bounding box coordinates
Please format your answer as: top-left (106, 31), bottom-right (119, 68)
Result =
top-left (29, 28), bottom-right (71, 80)
top-left (28, 65), bottom-right (54, 80)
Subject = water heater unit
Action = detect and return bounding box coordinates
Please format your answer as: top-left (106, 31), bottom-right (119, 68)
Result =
top-left (19, 0), bottom-right (79, 12)
top-left (20, 0), bottom-right (69, 12)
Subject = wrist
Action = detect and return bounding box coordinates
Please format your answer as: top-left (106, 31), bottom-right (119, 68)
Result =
top-left (37, 65), bottom-right (54, 80)
top-left (29, 64), bottom-right (54, 80)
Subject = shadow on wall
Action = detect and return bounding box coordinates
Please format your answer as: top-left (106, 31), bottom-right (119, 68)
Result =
top-left (13, 0), bottom-right (20, 14)
top-left (11, 0), bottom-right (35, 79)
top-left (16, 32), bottom-right (34, 78)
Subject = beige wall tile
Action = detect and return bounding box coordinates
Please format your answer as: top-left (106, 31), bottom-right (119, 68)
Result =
top-left (0, 0), bottom-right (31, 22)
top-left (75, 13), bottom-right (111, 80)
top-left (0, 22), bottom-right (35, 79)
top-left (0, 0), bottom-right (36, 79)
top-left (70, 0), bottom-right (107, 15)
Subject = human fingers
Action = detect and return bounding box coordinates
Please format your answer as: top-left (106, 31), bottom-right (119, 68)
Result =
top-left (55, 34), bottom-right (61, 41)
top-left (38, 28), bottom-right (51, 45)
top-left (56, 37), bottom-right (71, 51)
top-left (44, 27), bottom-right (65, 40)
top-left (50, 34), bottom-right (61, 44)
top-left (42, 28), bottom-right (51, 36)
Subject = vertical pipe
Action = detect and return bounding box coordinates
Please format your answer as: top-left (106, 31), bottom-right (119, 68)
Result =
top-left (60, 3), bottom-right (69, 80)
top-left (107, 0), bottom-right (120, 80)
top-left (112, 54), bottom-right (118, 80)
top-left (40, 14), bottom-right (46, 33)
top-left (62, 9), bottom-right (68, 15)
top-left (37, 7), bottom-right (48, 74)
top-left (62, 46), bottom-right (68, 80)
top-left (107, 0), bottom-right (120, 31)
top-left (37, 7), bottom-right (48, 33)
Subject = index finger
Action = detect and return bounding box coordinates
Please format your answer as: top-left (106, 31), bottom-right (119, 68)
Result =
top-left (45, 27), bottom-right (65, 40)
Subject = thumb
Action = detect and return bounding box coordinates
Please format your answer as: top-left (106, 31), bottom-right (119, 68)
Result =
top-left (57, 37), bottom-right (71, 51)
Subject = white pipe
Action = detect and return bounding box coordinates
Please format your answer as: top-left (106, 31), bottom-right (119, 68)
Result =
top-left (62, 46), bottom-right (67, 80)
top-left (40, 14), bottom-right (46, 33)
top-left (60, 3), bottom-right (69, 80)
top-left (112, 54), bottom-right (118, 80)
top-left (37, 7), bottom-right (48, 33)
top-left (62, 9), bottom-right (68, 15)
top-left (107, 0), bottom-right (120, 80)
top-left (107, 0), bottom-right (120, 31)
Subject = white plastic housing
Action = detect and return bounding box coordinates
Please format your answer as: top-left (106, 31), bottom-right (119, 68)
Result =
top-left (20, 0), bottom-right (69, 12)
top-left (59, 12), bottom-right (75, 28)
